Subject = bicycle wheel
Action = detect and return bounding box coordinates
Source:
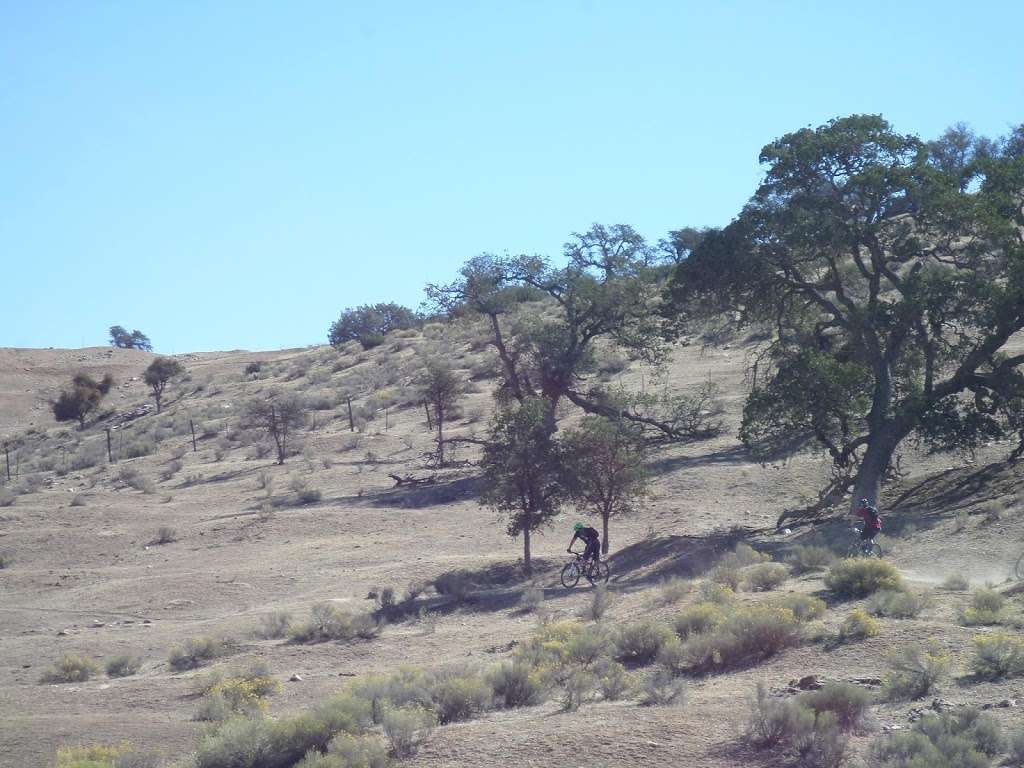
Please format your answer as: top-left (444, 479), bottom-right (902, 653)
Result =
top-left (868, 541), bottom-right (883, 558)
top-left (594, 560), bottom-right (610, 584)
top-left (1014, 550), bottom-right (1024, 581)
top-left (560, 561), bottom-right (581, 588)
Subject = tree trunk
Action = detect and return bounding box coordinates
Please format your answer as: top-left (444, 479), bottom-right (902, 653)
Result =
top-left (436, 404), bottom-right (444, 466)
top-left (523, 514), bottom-right (532, 576)
top-left (155, 393), bottom-right (162, 414)
top-left (849, 426), bottom-right (900, 514)
top-left (602, 508), bottom-right (610, 555)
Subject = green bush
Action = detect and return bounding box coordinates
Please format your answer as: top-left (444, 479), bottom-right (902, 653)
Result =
top-left (942, 573), bottom-right (970, 591)
top-left (785, 544), bottom-right (836, 574)
top-left (1009, 729), bottom-right (1024, 767)
top-left (774, 593), bottom-right (827, 622)
top-left (883, 643), bottom-right (951, 701)
top-left (54, 744), bottom-right (160, 768)
top-left (672, 603), bottom-right (725, 639)
top-left (734, 543), bottom-right (771, 566)
top-left (595, 659), bottom-right (631, 701)
top-left (747, 683), bottom-right (849, 767)
top-left (295, 733), bottom-right (389, 768)
top-left (867, 589), bottom-right (929, 619)
top-left (289, 604), bottom-right (378, 643)
top-left (639, 667), bottom-right (686, 706)
top-left (743, 562), bottom-right (790, 591)
top-left (194, 692), bottom-right (372, 768)
top-left (168, 636), bottom-right (225, 670)
top-left (655, 637), bottom-right (688, 676)
top-left (800, 682), bottom-right (872, 731)
top-left (584, 582), bottom-right (612, 621)
top-left (682, 606), bottom-right (803, 673)
top-left (698, 580), bottom-right (737, 606)
top-left (519, 586), bottom-right (545, 613)
top-left (106, 655), bottom-right (141, 678)
top-left (970, 633), bottom-right (1024, 679)
top-left (430, 672), bottom-right (491, 724)
top-left (825, 558), bottom-right (902, 598)
top-left (258, 611), bottom-right (293, 639)
top-left (869, 708), bottom-right (1004, 768)
top-left (382, 706), bottom-right (435, 758)
top-left (488, 662), bottom-right (545, 708)
top-left (657, 576), bottom-right (692, 605)
top-left (153, 526), bottom-right (177, 545)
top-left (838, 608), bottom-right (880, 642)
top-left (41, 654), bottom-right (100, 683)
top-left (614, 620), bottom-right (673, 663)
top-left (960, 588), bottom-right (1006, 626)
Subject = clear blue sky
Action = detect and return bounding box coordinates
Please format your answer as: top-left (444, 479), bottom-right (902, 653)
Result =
top-left (2, 1), bottom-right (1021, 353)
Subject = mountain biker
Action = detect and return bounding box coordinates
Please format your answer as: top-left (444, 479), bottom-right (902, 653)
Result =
top-left (853, 498), bottom-right (882, 549)
top-left (567, 522), bottom-right (601, 566)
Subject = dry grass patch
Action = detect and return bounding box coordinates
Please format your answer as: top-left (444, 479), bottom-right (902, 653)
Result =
top-left (41, 654), bottom-right (100, 683)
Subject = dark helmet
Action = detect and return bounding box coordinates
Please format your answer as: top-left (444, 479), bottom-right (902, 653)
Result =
top-left (859, 498), bottom-right (870, 507)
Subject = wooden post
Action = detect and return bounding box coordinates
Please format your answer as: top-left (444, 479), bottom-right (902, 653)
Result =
top-left (346, 397), bottom-right (355, 432)
top-left (4, 443), bottom-right (10, 482)
top-left (385, 408), bottom-right (389, 432)
top-left (190, 419), bottom-right (197, 452)
top-left (105, 429), bottom-right (113, 463)
top-left (61, 445), bottom-right (67, 474)
top-left (424, 402), bottom-right (433, 431)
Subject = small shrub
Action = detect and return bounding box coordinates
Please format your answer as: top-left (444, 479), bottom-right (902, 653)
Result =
top-left (290, 603), bottom-right (378, 643)
top-left (614, 621), bottom-right (673, 664)
top-left (168, 636), bottom-right (224, 670)
top-left (960, 588), bottom-right (1006, 626)
top-left (382, 706), bottom-right (436, 758)
top-left (774, 593), bottom-right (827, 622)
top-left (883, 643), bottom-right (950, 701)
top-left (825, 558), bottom-right (902, 598)
top-left (801, 682), bottom-right (872, 731)
top-left (867, 589), bottom-right (929, 619)
top-left (0, 553), bottom-right (9, 569)
top-left (488, 662), bottom-right (545, 708)
top-left (657, 576), bottom-right (692, 605)
top-left (699, 581), bottom-right (737, 606)
top-left (734, 542), bottom-right (771, 566)
top-left (672, 603), bottom-right (725, 639)
top-left (106, 655), bottom-right (141, 678)
top-left (970, 632), bottom-right (1024, 679)
top-left (297, 733), bottom-right (389, 768)
top-left (743, 562), bottom-right (790, 591)
top-left (838, 608), bottom-right (880, 642)
top-left (69, 494), bottom-right (86, 507)
top-left (869, 708), bottom-right (1004, 767)
top-left (0, 488), bottom-right (15, 507)
top-left (710, 559), bottom-right (742, 591)
top-left (258, 611), bottom-right (292, 639)
top-left (942, 573), bottom-right (970, 591)
top-left (519, 586), bottom-right (545, 613)
top-left (639, 668), bottom-right (686, 706)
top-left (290, 477), bottom-right (323, 505)
top-left (747, 682), bottom-right (814, 749)
top-left (656, 637), bottom-right (688, 676)
top-left (584, 583), bottom-right (612, 621)
top-left (161, 460), bottom-right (183, 482)
top-left (682, 606), bottom-right (804, 673)
top-left (430, 672), bottom-right (492, 723)
top-left (596, 659), bottom-right (631, 701)
top-left (1009, 729), bottom-right (1024, 767)
top-left (434, 569), bottom-right (472, 600)
top-left (41, 653), bottom-right (100, 683)
top-left (786, 544), bottom-right (836, 574)
top-left (118, 465), bottom-right (156, 494)
top-left (153, 526), bottom-right (177, 545)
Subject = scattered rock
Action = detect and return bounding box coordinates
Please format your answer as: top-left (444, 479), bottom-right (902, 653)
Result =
top-left (791, 675), bottom-right (825, 691)
top-left (289, 674), bottom-right (302, 682)
top-left (849, 677), bottom-right (883, 687)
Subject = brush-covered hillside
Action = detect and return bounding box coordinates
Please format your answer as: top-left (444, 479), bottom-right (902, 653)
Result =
top-left (2, 305), bottom-right (1024, 768)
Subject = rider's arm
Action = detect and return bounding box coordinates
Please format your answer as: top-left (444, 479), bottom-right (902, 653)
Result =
top-left (567, 531), bottom-right (580, 551)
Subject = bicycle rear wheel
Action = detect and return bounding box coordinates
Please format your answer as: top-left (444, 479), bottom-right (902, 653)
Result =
top-left (560, 562), bottom-right (581, 588)
top-left (594, 560), bottom-right (610, 584)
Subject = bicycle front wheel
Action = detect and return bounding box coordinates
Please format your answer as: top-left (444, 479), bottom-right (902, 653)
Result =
top-left (560, 562), bottom-right (581, 588)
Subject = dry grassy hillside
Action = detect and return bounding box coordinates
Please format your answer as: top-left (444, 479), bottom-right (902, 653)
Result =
top-left (1, 322), bottom-right (1023, 768)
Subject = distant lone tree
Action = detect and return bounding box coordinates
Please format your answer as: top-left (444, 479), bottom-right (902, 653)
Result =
top-left (52, 373), bottom-right (115, 429)
top-left (666, 115), bottom-right (1024, 524)
top-left (479, 398), bottom-right (565, 576)
top-left (109, 326), bottom-right (153, 351)
top-left (144, 357), bottom-right (184, 414)
top-left (241, 393), bottom-right (307, 465)
top-left (561, 416), bottom-right (648, 554)
top-left (327, 303), bottom-right (420, 350)
top-left (418, 358), bottom-right (463, 466)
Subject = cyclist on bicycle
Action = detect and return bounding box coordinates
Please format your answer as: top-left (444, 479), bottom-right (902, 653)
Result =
top-left (853, 498), bottom-right (882, 548)
top-left (567, 522), bottom-right (601, 566)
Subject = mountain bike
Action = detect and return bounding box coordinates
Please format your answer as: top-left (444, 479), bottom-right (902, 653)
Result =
top-left (560, 551), bottom-right (610, 588)
top-left (844, 524), bottom-right (883, 559)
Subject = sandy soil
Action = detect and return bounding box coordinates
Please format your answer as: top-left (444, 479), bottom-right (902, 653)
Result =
top-left (1, 336), bottom-right (1022, 768)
